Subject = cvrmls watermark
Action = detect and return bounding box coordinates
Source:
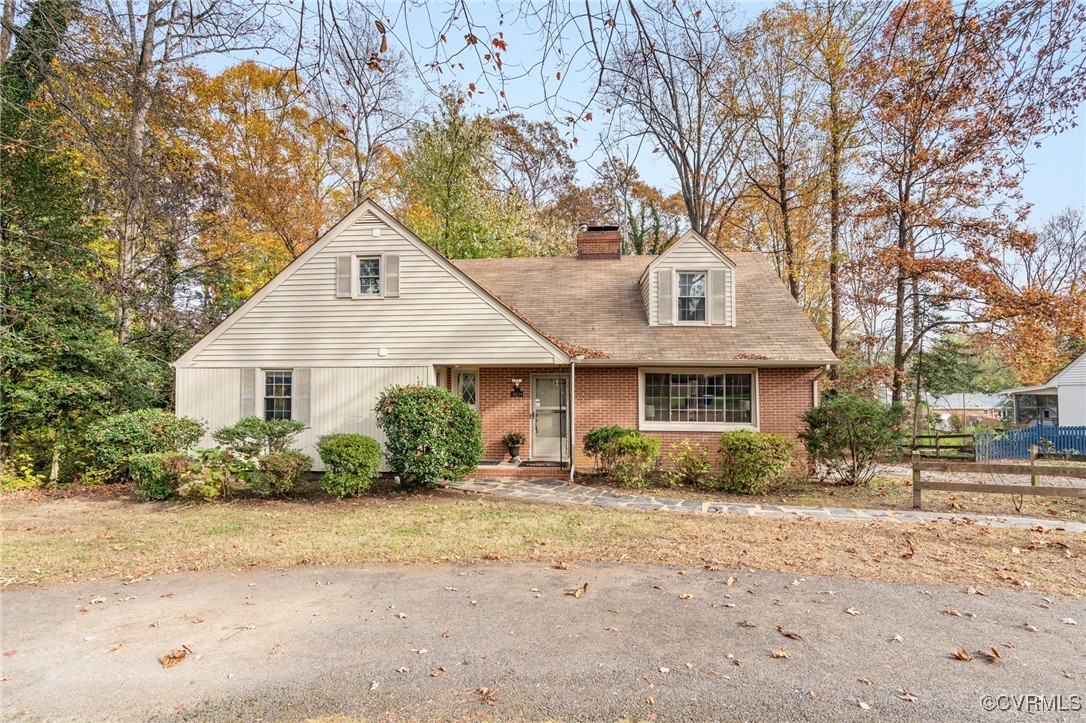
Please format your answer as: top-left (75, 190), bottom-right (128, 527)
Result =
top-left (981, 695), bottom-right (1082, 713)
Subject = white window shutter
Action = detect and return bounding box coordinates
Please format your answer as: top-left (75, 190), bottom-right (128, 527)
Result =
top-left (292, 368), bottom-right (310, 424)
top-left (336, 255), bottom-right (352, 298)
top-left (240, 368), bottom-right (256, 418)
top-left (710, 268), bottom-right (727, 325)
top-left (658, 269), bottom-right (673, 325)
top-left (384, 254), bottom-right (400, 298)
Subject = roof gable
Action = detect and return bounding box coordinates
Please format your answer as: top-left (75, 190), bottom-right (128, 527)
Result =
top-left (1049, 349), bottom-right (1086, 385)
top-left (645, 230), bottom-right (736, 279)
top-left (175, 200), bottom-right (569, 367)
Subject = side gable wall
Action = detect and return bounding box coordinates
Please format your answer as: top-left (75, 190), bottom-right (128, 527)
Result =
top-left (180, 208), bottom-right (565, 368)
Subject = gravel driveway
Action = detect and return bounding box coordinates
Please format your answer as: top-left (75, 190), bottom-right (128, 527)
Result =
top-left (2, 564), bottom-right (1083, 721)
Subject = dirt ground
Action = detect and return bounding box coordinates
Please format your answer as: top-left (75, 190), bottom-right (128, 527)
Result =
top-left (2, 563), bottom-right (1083, 722)
top-left (2, 483), bottom-right (1083, 598)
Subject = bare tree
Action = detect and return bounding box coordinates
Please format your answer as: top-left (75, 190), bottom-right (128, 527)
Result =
top-left (602, 0), bottom-right (750, 238)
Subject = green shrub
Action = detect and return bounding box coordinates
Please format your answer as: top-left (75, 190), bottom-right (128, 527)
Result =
top-left (177, 448), bottom-right (255, 502)
top-left (317, 434), bottom-right (383, 497)
top-left (130, 452), bottom-right (192, 501)
top-left (375, 384), bottom-right (483, 485)
top-left (801, 394), bottom-right (905, 486)
top-left (714, 430), bottom-right (793, 494)
top-left (663, 440), bottom-right (711, 487)
top-left (582, 426), bottom-right (661, 487)
top-left (1, 453), bottom-right (46, 492)
top-left (252, 450), bottom-right (312, 497)
top-left (85, 409), bottom-right (205, 482)
top-left (212, 417), bottom-right (306, 457)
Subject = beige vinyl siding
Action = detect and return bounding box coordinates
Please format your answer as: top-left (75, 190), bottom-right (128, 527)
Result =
top-left (176, 366), bottom-right (433, 470)
top-left (182, 210), bottom-right (563, 368)
top-left (648, 236), bottom-right (735, 326)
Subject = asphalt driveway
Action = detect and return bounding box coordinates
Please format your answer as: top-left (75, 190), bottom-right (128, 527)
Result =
top-left (2, 563), bottom-right (1083, 721)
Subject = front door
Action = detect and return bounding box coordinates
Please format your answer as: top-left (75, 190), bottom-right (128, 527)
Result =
top-left (532, 375), bottom-right (569, 461)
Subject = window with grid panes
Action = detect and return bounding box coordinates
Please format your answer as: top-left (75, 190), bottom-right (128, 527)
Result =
top-left (359, 257), bottom-right (381, 295)
top-left (643, 372), bottom-right (752, 424)
top-left (677, 272), bottom-right (707, 322)
top-left (457, 371), bottom-right (477, 407)
top-left (264, 371), bottom-right (292, 420)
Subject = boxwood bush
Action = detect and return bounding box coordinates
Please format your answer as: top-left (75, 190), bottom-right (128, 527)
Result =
top-left (714, 430), bottom-right (793, 494)
top-left (583, 425), bottom-right (661, 487)
top-left (317, 433), bottom-right (383, 497)
top-left (86, 410), bottom-right (205, 483)
top-left (375, 384), bottom-right (483, 485)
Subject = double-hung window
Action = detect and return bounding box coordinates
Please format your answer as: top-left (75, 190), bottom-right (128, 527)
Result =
top-left (642, 371), bottom-right (754, 428)
top-left (264, 370), bottom-right (293, 420)
top-left (457, 371), bottom-right (478, 408)
top-left (677, 272), bottom-right (707, 322)
top-left (358, 257), bottom-right (381, 296)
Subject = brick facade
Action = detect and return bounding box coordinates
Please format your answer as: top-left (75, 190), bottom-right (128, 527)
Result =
top-left (476, 365), bottom-right (822, 468)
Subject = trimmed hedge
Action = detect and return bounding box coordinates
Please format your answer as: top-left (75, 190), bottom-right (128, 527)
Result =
top-left (583, 425), bottom-right (661, 487)
top-left (317, 433), bottom-right (383, 497)
top-left (86, 410), bottom-right (205, 482)
top-left (375, 384), bottom-right (483, 485)
top-left (714, 430), bottom-right (793, 494)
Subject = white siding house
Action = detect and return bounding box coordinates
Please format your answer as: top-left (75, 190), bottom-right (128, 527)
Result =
top-left (1004, 350), bottom-right (1086, 427)
top-left (174, 201), bottom-right (568, 468)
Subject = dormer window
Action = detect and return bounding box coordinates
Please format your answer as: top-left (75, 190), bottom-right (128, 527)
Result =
top-left (359, 257), bottom-right (381, 295)
top-left (678, 272), bottom-right (707, 322)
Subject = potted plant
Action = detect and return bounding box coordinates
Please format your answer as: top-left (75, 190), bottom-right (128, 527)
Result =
top-left (502, 431), bottom-right (526, 462)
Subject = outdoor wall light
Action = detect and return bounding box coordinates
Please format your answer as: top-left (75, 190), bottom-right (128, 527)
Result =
top-left (510, 378), bottom-right (524, 397)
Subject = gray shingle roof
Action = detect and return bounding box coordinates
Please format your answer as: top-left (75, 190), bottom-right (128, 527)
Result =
top-left (452, 253), bottom-right (836, 364)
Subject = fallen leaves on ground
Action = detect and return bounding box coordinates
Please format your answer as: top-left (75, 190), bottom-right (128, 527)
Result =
top-left (478, 687), bottom-right (499, 706)
top-left (950, 648), bottom-right (973, 661)
top-left (980, 647), bottom-right (1002, 665)
top-left (897, 688), bottom-right (918, 702)
top-left (565, 583), bottom-right (588, 598)
top-left (430, 666), bottom-right (446, 677)
top-left (771, 650), bottom-right (791, 659)
top-left (740, 619), bottom-right (758, 628)
top-left (159, 645), bottom-right (192, 669)
top-left (845, 607), bottom-right (861, 616)
top-left (679, 593), bottom-right (694, 600)
top-left (777, 625), bottom-right (804, 640)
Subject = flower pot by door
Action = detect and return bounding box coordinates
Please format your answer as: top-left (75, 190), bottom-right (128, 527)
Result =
top-left (507, 445), bottom-right (521, 462)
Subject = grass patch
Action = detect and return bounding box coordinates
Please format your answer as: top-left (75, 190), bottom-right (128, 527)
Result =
top-left (1, 485), bottom-right (1082, 598)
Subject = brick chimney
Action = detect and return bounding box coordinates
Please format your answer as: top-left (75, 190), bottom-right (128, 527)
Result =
top-left (576, 224), bottom-right (622, 260)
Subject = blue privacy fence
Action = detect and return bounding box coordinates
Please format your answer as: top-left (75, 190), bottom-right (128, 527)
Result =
top-left (975, 426), bottom-right (1086, 461)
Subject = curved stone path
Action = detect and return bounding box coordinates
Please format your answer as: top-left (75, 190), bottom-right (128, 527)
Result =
top-left (447, 477), bottom-right (1086, 533)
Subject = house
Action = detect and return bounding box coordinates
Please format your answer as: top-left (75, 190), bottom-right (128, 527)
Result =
top-left (920, 393), bottom-right (1009, 430)
top-left (1002, 350), bottom-right (1086, 427)
top-left (173, 201), bottom-right (837, 476)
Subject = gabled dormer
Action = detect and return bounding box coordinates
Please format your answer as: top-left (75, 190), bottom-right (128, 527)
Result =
top-left (640, 230), bottom-right (736, 327)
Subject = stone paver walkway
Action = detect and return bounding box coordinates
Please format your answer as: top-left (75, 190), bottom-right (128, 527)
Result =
top-left (447, 477), bottom-right (1086, 533)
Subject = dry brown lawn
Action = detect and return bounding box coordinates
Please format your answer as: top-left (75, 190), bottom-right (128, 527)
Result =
top-left (2, 482), bottom-right (1082, 598)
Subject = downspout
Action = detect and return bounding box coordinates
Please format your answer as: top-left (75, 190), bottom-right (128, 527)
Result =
top-left (569, 357), bottom-right (580, 483)
top-left (813, 365), bottom-right (829, 407)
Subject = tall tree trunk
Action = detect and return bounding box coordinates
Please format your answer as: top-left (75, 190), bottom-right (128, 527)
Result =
top-left (892, 210), bottom-right (909, 404)
top-left (777, 150), bottom-right (800, 299)
top-left (0, 0), bottom-right (15, 59)
top-left (117, 2), bottom-right (158, 344)
top-left (827, 75), bottom-right (843, 372)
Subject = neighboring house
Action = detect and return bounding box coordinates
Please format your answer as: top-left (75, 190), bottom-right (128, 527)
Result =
top-left (1002, 350), bottom-right (1086, 427)
top-left (920, 393), bottom-right (1009, 430)
top-left (174, 201), bottom-right (837, 475)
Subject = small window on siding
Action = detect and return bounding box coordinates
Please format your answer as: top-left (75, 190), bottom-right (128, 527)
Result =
top-left (264, 370), bottom-right (293, 420)
top-left (359, 257), bottom-right (381, 295)
top-left (457, 371), bottom-right (477, 408)
top-left (678, 272), bottom-right (707, 322)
